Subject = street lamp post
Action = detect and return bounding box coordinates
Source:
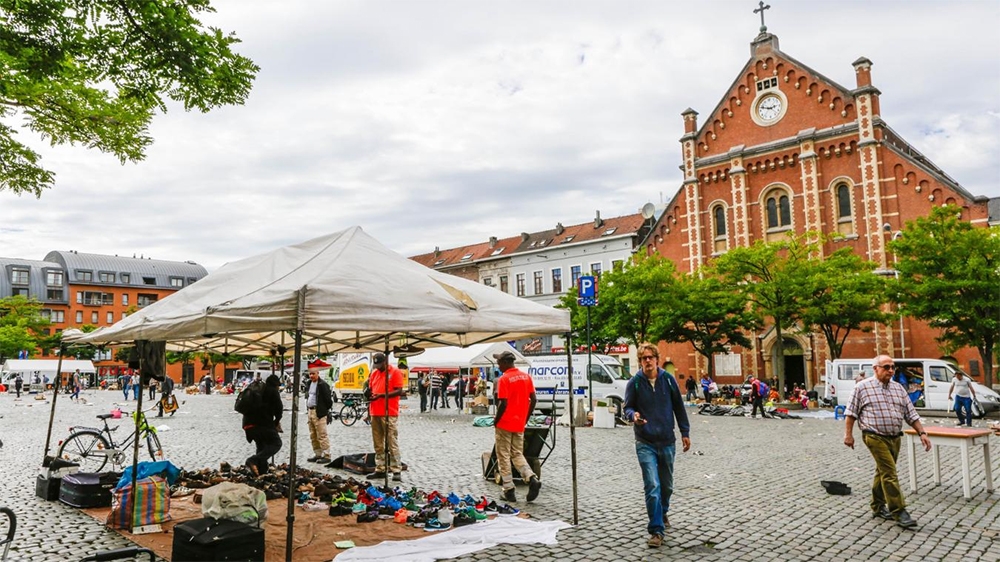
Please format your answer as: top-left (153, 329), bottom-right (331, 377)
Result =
top-left (873, 268), bottom-right (905, 358)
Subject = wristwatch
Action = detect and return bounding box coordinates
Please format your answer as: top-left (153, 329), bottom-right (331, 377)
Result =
top-left (919, 431), bottom-right (927, 436)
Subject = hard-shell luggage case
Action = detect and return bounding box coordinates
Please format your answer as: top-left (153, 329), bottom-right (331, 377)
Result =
top-left (35, 475), bottom-right (61, 501)
top-left (171, 517), bottom-right (265, 562)
top-left (58, 472), bottom-right (121, 508)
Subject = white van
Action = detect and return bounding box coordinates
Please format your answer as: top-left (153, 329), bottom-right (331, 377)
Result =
top-left (825, 358), bottom-right (1000, 415)
top-left (526, 354), bottom-right (630, 416)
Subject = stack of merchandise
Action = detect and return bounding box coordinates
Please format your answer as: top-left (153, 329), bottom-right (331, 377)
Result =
top-left (332, 486), bottom-right (521, 531)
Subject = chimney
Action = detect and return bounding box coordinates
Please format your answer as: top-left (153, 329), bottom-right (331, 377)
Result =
top-left (434, 246), bottom-right (440, 257)
top-left (852, 57), bottom-right (873, 88)
top-left (593, 210), bottom-right (604, 229)
top-left (489, 236), bottom-right (498, 249)
top-left (681, 108), bottom-right (698, 134)
top-left (555, 222), bottom-right (564, 235)
top-left (521, 232), bottom-right (530, 242)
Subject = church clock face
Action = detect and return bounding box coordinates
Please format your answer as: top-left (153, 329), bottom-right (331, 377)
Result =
top-left (756, 94), bottom-right (783, 121)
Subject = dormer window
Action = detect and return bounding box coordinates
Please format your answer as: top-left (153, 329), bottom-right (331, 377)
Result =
top-left (603, 227), bottom-right (617, 236)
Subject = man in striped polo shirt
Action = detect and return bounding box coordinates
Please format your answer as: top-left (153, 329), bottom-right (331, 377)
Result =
top-left (844, 355), bottom-right (932, 529)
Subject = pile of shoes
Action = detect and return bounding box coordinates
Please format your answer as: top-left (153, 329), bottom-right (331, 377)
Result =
top-left (344, 485), bottom-right (519, 531)
top-left (173, 463), bottom-right (360, 501)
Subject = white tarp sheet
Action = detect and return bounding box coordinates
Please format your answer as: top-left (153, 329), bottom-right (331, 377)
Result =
top-left (66, 227), bottom-right (569, 353)
top-left (334, 517), bottom-right (572, 562)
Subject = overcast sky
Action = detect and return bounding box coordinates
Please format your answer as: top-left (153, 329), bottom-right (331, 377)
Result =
top-left (2, 0), bottom-right (998, 270)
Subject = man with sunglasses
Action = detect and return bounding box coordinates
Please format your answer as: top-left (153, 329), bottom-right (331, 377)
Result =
top-left (844, 355), bottom-right (932, 529)
top-left (623, 343), bottom-right (691, 548)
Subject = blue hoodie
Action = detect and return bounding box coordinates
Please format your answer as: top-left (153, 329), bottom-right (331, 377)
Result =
top-left (623, 368), bottom-right (690, 446)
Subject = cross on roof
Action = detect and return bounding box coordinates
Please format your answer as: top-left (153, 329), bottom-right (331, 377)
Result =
top-left (754, 1), bottom-right (771, 33)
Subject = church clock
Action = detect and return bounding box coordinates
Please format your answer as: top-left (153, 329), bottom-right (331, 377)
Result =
top-left (750, 89), bottom-right (787, 126)
top-left (756, 94), bottom-right (782, 121)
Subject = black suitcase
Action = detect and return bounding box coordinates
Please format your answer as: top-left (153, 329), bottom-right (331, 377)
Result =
top-left (58, 472), bottom-right (121, 508)
top-left (36, 474), bottom-right (62, 501)
top-left (172, 517), bottom-right (265, 562)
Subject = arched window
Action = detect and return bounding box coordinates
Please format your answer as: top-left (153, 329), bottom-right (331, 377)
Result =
top-left (763, 187), bottom-right (792, 241)
top-left (834, 182), bottom-right (854, 236)
top-left (714, 206), bottom-right (726, 237)
top-left (836, 184), bottom-right (851, 218)
top-left (711, 204), bottom-right (728, 253)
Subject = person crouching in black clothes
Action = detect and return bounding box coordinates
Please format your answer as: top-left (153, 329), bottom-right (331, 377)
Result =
top-left (243, 375), bottom-right (284, 476)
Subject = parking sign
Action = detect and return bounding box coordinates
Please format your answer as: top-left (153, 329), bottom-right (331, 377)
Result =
top-left (577, 275), bottom-right (597, 306)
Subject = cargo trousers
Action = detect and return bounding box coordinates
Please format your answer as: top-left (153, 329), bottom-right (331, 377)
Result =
top-left (863, 432), bottom-right (906, 516)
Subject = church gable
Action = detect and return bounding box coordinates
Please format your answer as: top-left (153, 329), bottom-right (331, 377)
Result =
top-left (693, 34), bottom-right (857, 160)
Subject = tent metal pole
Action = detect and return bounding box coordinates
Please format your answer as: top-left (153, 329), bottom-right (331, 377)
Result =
top-left (383, 336), bottom-right (390, 489)
top-left (41, 343), bottom-right (66, 464)
top-left (129, 341), bottom-right (144, 532)
top-left (285, 328), bottom-right (303, 562)
top-left (565, 332), bottom-right (578, 525)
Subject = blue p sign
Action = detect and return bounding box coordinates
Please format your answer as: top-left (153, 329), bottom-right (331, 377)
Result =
top-left (578, 275), bottom-right (596, 298)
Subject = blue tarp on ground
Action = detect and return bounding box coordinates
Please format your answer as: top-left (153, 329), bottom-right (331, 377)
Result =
top-left (116, 460), bottom-right (181, 489)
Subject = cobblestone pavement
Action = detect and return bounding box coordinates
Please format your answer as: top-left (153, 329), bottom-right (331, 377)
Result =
top-left (2, 389), bottom-right (999, 561)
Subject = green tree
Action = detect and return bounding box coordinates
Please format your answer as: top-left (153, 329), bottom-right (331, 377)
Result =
top-left (0, 0), bottom-right (258, 196)
top-left (713, 236), bottom-right (812, 391)
top-left (798, 248), bottom-right (892, 361)
top-left (557, 253), bottom-right (678, 348)
top-left (889, 205), bottom-right (1000, 387)
top-left (0, 295), bottom-right (50, 361)
top-left (654, 271), bottom-right (760, 378)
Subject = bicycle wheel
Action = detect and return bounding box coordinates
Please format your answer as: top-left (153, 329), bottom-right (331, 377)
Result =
top-left (58, 430), bottom-right (111, 473)
top-left (146, 431), bottom-right (163, 461)
top-left (340, 403), bottom-right (358, 427)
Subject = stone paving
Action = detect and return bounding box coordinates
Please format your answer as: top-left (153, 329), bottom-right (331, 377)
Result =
top-left (1, 388), bottom-right (999, 561)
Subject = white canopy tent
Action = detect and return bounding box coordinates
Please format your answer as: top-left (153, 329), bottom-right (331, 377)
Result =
top-left (59, 226), bottom-right (572, 561)
top-left (404, 342), bottom-right (531, 372)
top-left (1, 359), bottom-right (96, 379)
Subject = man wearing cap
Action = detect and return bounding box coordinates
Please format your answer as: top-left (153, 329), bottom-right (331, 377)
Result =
top-left (845, 354), bottom-right (932, 529)
top-left (365, 353), bottom-right (406, 481)
top-left (493, 350), bottom-right (542, 503)
top-left (304, 367), bottom-right (333, 464)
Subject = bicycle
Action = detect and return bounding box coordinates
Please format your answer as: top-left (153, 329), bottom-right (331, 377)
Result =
top-left (56, 410), bottom-right (163, 473)
top-left (338, 396), bottom-right (370, 427)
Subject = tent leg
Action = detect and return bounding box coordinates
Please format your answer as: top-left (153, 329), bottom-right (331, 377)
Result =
top-left (129, 342), bottom-right (144, 532)
top-left (384, 336), bottom-right (390, 490)
top-left (41, 346), bottom-right (66, 465)
top-left (565, 333), bottom-right (579, 525)
top-left (285, 329), bottom-right (303, 562)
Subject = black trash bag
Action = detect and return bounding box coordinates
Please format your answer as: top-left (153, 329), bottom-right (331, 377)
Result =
top-left (820, 480), bottom-right (851, 495)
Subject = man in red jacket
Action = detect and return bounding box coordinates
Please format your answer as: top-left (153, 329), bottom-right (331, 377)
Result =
top-left (493, 350), bottom-right (541, 503)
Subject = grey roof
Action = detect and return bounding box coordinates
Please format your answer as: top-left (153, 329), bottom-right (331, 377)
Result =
top-left (989, 197), bottom-right (1000, 226)
top-left (44, 251), bottom-right (208, 289)
top-left (0, 257), bottom-right (67, 304)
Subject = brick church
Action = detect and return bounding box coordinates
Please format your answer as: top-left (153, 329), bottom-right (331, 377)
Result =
top-left (644, 25), bottom-right (995, 389)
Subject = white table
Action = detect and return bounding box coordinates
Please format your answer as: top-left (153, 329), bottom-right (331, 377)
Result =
top-left (904, 426), bottom-right (994, 500)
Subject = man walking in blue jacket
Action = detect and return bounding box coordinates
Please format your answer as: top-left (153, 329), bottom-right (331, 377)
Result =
top-left (624, 342), bottom-right (691, 549)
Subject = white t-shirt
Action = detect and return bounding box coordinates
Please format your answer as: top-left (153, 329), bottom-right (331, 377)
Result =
top-left (951, 377), bottom-right (973, 398)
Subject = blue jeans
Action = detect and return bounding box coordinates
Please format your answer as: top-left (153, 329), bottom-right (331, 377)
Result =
top-left (636, 441), bottom-right (676, 536)
top-left (955, 396), bottom-right (973, 426)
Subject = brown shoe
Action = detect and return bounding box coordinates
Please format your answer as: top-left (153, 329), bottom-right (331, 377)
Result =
top-left (663, 514), bottom-right (671, 528)
top-left (646, 533), bottom-right (663, 548)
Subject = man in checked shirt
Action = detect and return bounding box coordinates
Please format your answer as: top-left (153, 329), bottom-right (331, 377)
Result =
top-left (844, 355), bottom-right (932, 529)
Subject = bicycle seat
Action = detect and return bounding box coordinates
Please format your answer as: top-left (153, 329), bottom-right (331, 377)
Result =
top-left (96, 414), bottom-right (114, 420)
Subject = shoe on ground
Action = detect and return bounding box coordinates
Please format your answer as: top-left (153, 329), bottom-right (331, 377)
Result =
top-left (307, 456), bottom-right (320, 462)
top-left (393, 472), bottom-right (402, 482)
top-left (873, 505), bottom-right (893, 520)
top-left (527, 477), bottom-right (541, 502)
top-left (503, 488), bottom-right (517, 503)
top-left (497, 503), bottom-right (520, 516)
top-left (367, 471), bottom-right (387, 480)
top-left (647, 533), bottom-right (663, 548)
top-left (315, 456), bottom-right (331, 464)
top-left (895, 509), bottom-right (918, 529)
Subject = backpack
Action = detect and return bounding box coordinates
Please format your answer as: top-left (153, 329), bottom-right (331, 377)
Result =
top-left (235, 381), bottom-right (265, 414)
top-left (758, 381), bottom-right (770, 398)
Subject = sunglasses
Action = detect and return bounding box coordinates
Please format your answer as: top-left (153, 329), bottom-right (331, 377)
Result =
top-left (876, 364), bottom-right (896, 370)
top-left (641, 356), bottom-right (657, 361)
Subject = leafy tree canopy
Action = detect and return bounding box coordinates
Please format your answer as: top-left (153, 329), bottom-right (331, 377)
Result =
top-left (889, 205), bottom-right (1000, 386)
top-left (0, 0), bottom-right (258, 195)
top-left (0, 295), bottom-right (50, 360)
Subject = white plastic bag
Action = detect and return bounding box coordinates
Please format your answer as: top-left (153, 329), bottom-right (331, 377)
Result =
top-left (201, 482), bottom-right (268, 525)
